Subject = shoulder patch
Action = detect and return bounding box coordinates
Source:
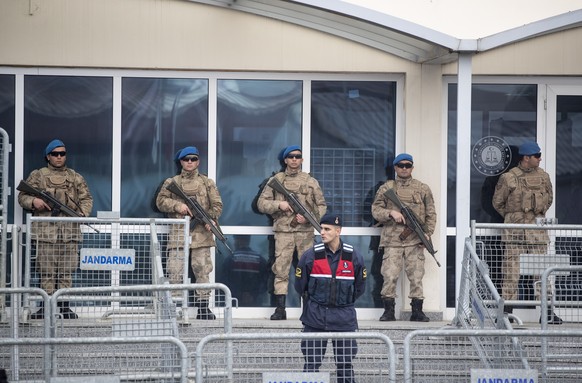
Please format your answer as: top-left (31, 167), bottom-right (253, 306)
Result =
top-left (314, 243), bottom-right (325, 252)
top-left (295, 267), bottom-right (302, 278)
top-left (362, 267), bottom-right (368, 279)
top-left (342, 243), bottom-right (354, 253)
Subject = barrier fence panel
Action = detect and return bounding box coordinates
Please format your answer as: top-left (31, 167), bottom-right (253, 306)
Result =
top-left (47, 283), bottom-right (232, 338)
top-left (404, 329), bottom-right (582, 383)
top-left (472, 221), bottom-right (582, 326)
top-left (0, 128), bottom-right (11, 320)
top-left (195, 332), bottom-right (396, 383)
top-left (23, 215), bottom-right (190, 320)
top-left (0, 336), bottom-right (189, 383)
top-left (454, 237), bottom-right (505, 330)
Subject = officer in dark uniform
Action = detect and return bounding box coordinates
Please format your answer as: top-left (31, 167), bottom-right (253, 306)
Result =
top-left (294, 214), bottom-right (367, 383)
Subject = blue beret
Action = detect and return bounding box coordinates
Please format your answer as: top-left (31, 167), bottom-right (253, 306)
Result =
top-left (45, 139), bottom-right (65, 156)
top-left (277, 147), bottom-right (286, 162)
top-left (519, 141), bottom-right (541, 156)
top-left (282, 145), bottom-right (301, 159)
top-left (393, 153), bottom-right (413, 166)
top-left (176, 146), bottom-right (199, 160)
top-left (320, 213), bottom-right (342, 227)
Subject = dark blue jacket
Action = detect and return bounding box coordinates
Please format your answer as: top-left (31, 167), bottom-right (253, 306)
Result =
top-left (294, 241), bottom-right (367, 331)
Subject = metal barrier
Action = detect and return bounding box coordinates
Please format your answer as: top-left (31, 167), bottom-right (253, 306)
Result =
top-left (0, 336), bottom-right (189, 383)
top-left (195, 332), bottom-right (396, 383)
top-left (471, 221), bottom-right (582, 325)
top-left (22, 215), bottom-right (190, 318)
top-left (0, 127), bottom-right (11, 320)
top-left (454, 237), bottom-right (506, 330)
top-left (44, 283), bottom-right (232, 333)
top-left (404, 329), bottom-right (582, 383)
top-left (2, 284), bottom-right (231, 381)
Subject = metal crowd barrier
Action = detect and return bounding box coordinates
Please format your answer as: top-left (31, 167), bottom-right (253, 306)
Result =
top-left (404, 329), bottom-right (582, 383)
top-left (0, 127), bottom-right (11, 321)
top-left (2, 284), bottom-right (232, 381)
top-left (454, 237), bottom-right (506, 330)
top-left (0, 336), bottom-right (189, 383)
top-left (471, 220), bottom-right (582, 325)
top-left (195, 331), bottom-right (396, 383)
top-left (22, 215), bottom-right (190, 319)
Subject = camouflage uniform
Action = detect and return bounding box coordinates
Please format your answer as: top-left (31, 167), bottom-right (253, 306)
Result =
top-left (492, 164), bottom-right (553, 301)
top-left (156, 169), bottom-right (222, 299)
top-left (18, 164), bottom-right (93, 294)
top-left (257, 170), bottom-right (327, 295)
top-left (371, 178), bottom-right (436, 300)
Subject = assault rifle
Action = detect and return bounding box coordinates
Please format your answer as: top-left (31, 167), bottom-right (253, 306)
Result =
top-left (384, 188), bottom-right (440, 267)
top-left (17, 180), bottom-right (99, 232)
top-left (267, 177), bottom-right (322, 233)
top-left (166, 179), bottom-right (232, 254)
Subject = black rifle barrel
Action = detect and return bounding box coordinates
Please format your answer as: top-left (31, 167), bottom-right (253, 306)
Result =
top-left (267, 178), bottom-right (322, 233)
top-left (384, 188), bottom-right (440, 267)
top-left (166, 180), bottom-right (232, 253)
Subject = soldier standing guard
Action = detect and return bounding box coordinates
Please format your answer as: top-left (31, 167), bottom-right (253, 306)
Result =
top-left (257, 145), bottom-right (327, 320)
top-left (492, 141), bottom-right (562, 324)
top-left (156, 146), bottom-right (223, 320)
top-left (18, 139), bottom-right (93, 319)
top-left (372, 153), bottom-right (436, 322)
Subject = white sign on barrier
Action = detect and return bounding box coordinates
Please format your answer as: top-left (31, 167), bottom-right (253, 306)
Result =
top-left (80, 248), bottom-right (136, 271)
top-left (262, 371), bottom-right (330, 383)
top-left (471, 368), bottom-right (537, 383)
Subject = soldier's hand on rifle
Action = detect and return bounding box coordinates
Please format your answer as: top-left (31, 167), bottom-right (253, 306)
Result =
top-left (295, 214), bottom-right (307, 224)
top-left (389, 209), bottom-right (406, 224)
top-left (33, 197), bottom-right (51, 212)
top-left (278, 201), bottom-right (293, 214)
top-left (178, 203), bottom-right (193, 217)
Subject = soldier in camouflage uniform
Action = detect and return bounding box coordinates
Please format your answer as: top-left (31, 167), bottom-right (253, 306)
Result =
top-left (257, 145), bottom-right (327, 320)
top-left (372, 153), bottom-right (436, 322)
top-left (156, 146), bottom-right (223, 320)
top-left (492, 141), bottom-right (562, 324)
top-left (18, 139), bottom-right (93, 320)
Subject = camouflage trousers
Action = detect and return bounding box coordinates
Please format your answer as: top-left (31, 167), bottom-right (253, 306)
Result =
top-left (502, 243), bottom-right (549, 301)
top-left (35, 241), bottom-right (79, 295)
top-left (380, 245), bottom-right (426, 299)
top-left (167, 247), bottom-right (213, 299)
top-left (273, 231), bottom-right (314, 295)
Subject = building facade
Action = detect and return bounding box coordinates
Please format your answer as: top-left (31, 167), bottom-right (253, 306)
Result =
top-left (2, 0), bottom-right (582, 320)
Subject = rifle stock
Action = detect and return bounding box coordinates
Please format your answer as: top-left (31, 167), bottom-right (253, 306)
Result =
top-left (166, 180), bottom-right (232, 254)
top-left (267, 177), bottom-right (322, 233)
top-left (384, 188), bottom-right (440, 267)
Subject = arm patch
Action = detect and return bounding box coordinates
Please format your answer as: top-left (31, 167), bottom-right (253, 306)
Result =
top-left (295, 267), bottom-right (302, 278)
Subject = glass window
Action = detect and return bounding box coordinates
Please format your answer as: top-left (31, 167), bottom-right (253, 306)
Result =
top-left (446, 83), bottom-right (538, 307)
top-left (24, 76), bottom-right (114, 215)
top-left (121, 78), bottom-right (208, 218)
top-left (555, 95), bottom-right (582, 224)
top-left (215, 234), bottom-right (271, 308)
top-left (447, 83), bottom-right (537, 226)
top-left (216, 79), bottom-right (302, 226)
top-left (0, 74), bottom-right (15, 223)
top-left (310, 81), bottom-right (397, 227)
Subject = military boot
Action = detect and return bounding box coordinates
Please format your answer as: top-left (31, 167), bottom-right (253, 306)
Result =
top-left (196, 300), bottom-right (216, 320)
top-left (379, 298), bottom-right (396, 321)
top-left (410, 298), bottom-right (430, 322)
top-left (58, 301), bottom-right (78, 320)
top-left (270, 295), bottom-right (287, 320)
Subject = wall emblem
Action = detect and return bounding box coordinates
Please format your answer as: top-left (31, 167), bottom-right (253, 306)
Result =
top-left (471, 136), bottom-right (512, 176)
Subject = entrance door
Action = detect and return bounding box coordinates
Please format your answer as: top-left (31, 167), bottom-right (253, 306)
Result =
top-left (546, 85), bottom-right (582, 224)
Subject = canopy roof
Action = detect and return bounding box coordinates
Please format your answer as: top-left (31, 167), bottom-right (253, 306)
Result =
top-left (187, 0), bottom-right (582, 64)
